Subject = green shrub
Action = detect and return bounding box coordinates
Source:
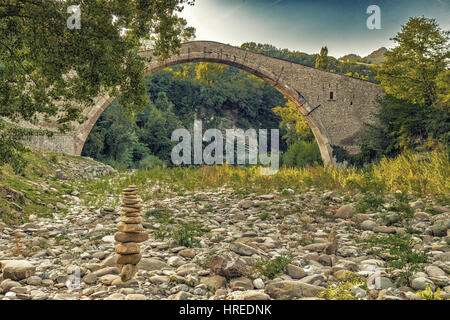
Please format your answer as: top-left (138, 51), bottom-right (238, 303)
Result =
top-left (153, 226), bottom-right (171, 240)
top-left (380, 212), bottom-right (401, 226)
top-left (282, 141), bottom-right (323, 168)
top-left (49, 154), bottom-right (58, 164)
top-left (406, 226), bottom-right (422, 235)
top-left (363, 234), bottom-right (428, 286)
top-left (318, 271), bottom-right (367, 300)
top-left (104, 159), bottom-right (130, 171)
top-left (259, 212), bottom-right (270, 220)
top-left (424, 206), bottom-right (440, 216)
top-left (171, 221), bottom-right (206, 247)
top-left (253, 256), bottom-right (291, 280)
top-left (356, 192), bottom-right (385, 212)
top-left (358, 95), bottom-right (450, 162)
top-left (138, 155), bottom-right (165, 170)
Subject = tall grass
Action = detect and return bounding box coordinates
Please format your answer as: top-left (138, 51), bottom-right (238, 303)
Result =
top-left (372, 152), bottom-right (449, 196)
top-left (82, 151), bottom-right (449, 206)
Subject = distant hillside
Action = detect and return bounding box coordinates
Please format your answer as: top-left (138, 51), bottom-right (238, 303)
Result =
top-left (364, 47), bottom-right (388, 65)
top-left (339, 54), bottom-right (362, 63)
top-left (339, 47), bottom-right (387, 66)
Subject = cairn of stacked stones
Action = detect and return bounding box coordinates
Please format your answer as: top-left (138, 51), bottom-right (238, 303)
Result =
top-left (114, 185), bottom-right (148, 282)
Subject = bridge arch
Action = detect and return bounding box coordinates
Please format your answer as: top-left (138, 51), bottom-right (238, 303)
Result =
top-left (27, 41), bottom-right (384, 166)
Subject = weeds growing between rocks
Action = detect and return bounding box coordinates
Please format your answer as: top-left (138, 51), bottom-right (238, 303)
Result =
top-left (362, 234), bottom-right (428, 286)
top-left (252, 256), bottom-right (292, 280)
top-left (80, 151), bottom-right (449, 211)
top-left (318, 272), bottom-right (368, 300)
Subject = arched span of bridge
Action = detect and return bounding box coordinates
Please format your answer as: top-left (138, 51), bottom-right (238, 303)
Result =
top-left (27, 41), bottom-right (384, 165)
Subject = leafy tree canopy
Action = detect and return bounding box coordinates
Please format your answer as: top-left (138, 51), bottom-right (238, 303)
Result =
top-left (0, 0), bottom-right (195, 171)
top-left (376, 17), bottom-right (449, 107)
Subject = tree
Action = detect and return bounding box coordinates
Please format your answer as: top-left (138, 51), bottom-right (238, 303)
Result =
top-left (376, 17), bottom-right (449, 106)
top-left (272, 101), bottom-right (314, 145)
top-left (0, 0), bottom-right (195, 172)
top-left (138, 102), bottom-right (182, 163)
top-left (282, 140), bottom-right (322, 168)
top-left (103, 116), bottom-right (139, 167)
top-left (195, 62), bottom-right (225, 85)
top-left (315, 46), bottom-right (329, 70)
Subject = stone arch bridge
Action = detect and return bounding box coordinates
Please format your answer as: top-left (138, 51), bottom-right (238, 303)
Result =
top-left (25, 41), bottom-right (384, 165)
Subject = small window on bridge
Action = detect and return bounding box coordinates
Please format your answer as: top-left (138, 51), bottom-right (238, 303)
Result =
top-left (350, 101), bottom-right (353, 106)
top-left (329, 91), bottom-right (334, 100)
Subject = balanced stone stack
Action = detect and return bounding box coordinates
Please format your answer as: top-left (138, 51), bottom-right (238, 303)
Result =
top-left (114, 185), bottom-right (148, 282)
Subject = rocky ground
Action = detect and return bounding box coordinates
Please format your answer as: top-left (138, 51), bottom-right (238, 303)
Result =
top-left (0, 184), bottom-right (449, 300)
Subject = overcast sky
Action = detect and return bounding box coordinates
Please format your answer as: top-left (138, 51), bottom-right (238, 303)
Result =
top-left (180, 0), bottom-right (450, 58)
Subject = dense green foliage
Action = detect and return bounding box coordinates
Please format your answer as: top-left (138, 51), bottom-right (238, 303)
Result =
top-left (282, 141), bottom-right (323, 168)
top-left (253, 256), bottom-right (292, 280)
top-left (83, 93), bottom-right (183, 169)
top-left (361, 96), bottom-right (449, 160)
top-left (376, 17), bottom-right (449, 107)
top-left (0, 121), bottom-right (30, 173)
top-left (82, 63), bottom-right (289, 168)
top-left (315, 46), bottom-right (329, 70)
top-left (0, 0), bottom-right (195, 172)
top-left (272, 101), bottom-right (322, 167)
top-left (148, 64), bottom-right (284, 130)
